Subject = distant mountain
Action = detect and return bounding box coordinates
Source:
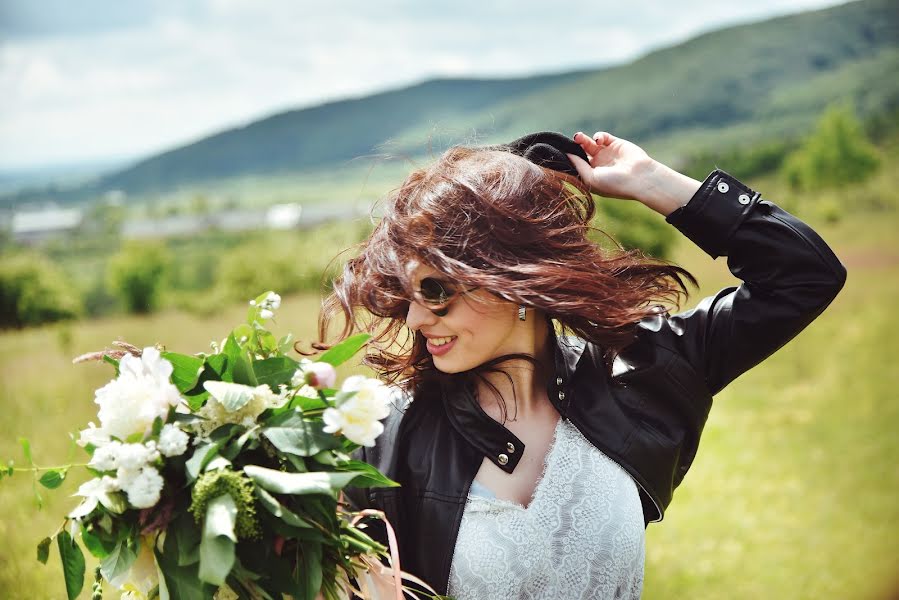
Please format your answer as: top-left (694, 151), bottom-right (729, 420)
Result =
top-left (5, 0), bottom-right (897, 206)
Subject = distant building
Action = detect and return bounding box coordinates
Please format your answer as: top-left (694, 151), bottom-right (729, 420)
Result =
top-left (11, 207), bottom-right (83, 244)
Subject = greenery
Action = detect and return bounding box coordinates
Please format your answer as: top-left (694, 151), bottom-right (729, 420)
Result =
top-left (2, 182), bottom-right (897, 597)
top-left (0, 293), bottom-right (418, 599)
top-left (106, 242), bottom-right (171, 314)
top-left (783, 104), bottom-right (881, 191)
top-left (0, 252), bottom-right (82, 328)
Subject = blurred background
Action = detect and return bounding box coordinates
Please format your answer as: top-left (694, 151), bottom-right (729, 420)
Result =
top-left (1, 0), bottom-right (897, 597)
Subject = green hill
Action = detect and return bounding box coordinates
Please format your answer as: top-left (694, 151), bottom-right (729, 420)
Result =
top-left (5, 0), bottom-right (897, 205)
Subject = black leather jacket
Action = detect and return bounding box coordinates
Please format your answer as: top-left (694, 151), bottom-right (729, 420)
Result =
top-left (347, 169), bottom-right (847, 596)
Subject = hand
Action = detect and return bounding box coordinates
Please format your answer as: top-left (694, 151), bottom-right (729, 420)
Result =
top-left (566, 131), bottom-right (655, 201)
top-left (567, 131), bottom-right (701, 216)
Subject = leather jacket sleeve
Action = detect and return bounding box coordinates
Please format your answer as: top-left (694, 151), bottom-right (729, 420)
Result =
top-left (661, 169), bottom-right (848, 397)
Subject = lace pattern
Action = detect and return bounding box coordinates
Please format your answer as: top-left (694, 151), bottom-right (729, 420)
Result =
top-left (447, 418), bottom-right (645, 599)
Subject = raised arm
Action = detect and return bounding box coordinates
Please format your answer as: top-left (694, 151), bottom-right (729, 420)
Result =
top-left (568, 131), bottom-right (847, 396)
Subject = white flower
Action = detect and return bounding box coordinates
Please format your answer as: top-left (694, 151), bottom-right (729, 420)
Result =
top-left (252, 292), bottom-right (281, 320)
top-left (112, 536), bottom-right (159, 598)
top-left (115, 442), bottom-right (160, 471)
top-left (157, 424), bottom-right (189, 457)
top-left (120, 466), bottom-right (164, 509)
top-left (68, 476), bottom-right (120, 519)
top-left (322, 376), bottom-right (392, 447)
top-left (82, 347), bottom-right (182, 444)
top-left (78, 422), bottom-right (110, 447)
top-left (89, 441), bottom-right (123, 471)
top-left (261, 291), bottom-right (281, 310)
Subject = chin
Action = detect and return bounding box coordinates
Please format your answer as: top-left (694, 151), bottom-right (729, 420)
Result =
top-left (431, 355), bottom-right (476, 374)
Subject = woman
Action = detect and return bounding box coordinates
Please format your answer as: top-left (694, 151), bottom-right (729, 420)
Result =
top-left (320, 130), bottom-right (847, 598)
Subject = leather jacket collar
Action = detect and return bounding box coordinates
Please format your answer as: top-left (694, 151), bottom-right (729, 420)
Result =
top-left (438, 326), bottom-right (587, 476)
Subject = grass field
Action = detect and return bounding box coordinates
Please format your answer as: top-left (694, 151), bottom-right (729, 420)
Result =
top-left (1, 190), bottom-right (897, 598)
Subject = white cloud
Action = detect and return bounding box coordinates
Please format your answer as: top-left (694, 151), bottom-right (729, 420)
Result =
top-left (0, 0), bottom-right (848, 169)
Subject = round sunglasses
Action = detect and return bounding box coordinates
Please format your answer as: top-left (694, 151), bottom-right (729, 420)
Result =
top-left (413, 277), bottom-right (479, 317)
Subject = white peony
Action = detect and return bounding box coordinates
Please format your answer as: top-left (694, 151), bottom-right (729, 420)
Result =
top-left (81, 347), bottom-right (183, 444)
top-left (157, 424), bottom-right (189, 457)
top-left (322, 376), bottom-right (392, 447)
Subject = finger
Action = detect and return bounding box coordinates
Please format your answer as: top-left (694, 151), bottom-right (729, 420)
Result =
top-left (592, 131), bottom-right (615, 147)
top-left (566, 153), bottom-right (594, 183)
top-left (572, 131), bottom-right (602, 156)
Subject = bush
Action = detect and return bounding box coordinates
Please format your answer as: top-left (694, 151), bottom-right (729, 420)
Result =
top-left (106, 241), bottom-right (172, 313)
top-left (0, 253), bottom-right (82, 328)
top-left (592, 198), bottom-right (678, 260)
top-left (782, 104), bottom-right (881, 191)
top-left (206, 219), bottom-right (373, 311)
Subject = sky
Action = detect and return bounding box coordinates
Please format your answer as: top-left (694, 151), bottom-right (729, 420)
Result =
top-left (0, 0), bottom-right (849, 172)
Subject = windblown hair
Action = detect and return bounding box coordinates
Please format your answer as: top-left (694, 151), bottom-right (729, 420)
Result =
top-left (314, 145), bottom-right (697, 392)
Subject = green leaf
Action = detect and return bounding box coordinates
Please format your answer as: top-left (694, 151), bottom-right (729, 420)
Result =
top-left (244, 465), bottom-right (363, 496)
top-left (156, 532), bottom-right (215, 599)
top-left (258, 330), bottom-right (277, 354)
top-left (232, 324), bottom-right (253, 344)
top-left (172, 512), bottom-right (201, 567)
top-left (224, 334), bottom-right (257, 386)
top-left (19, 437), bottom-right (33, 465)
top-left (162, 352), bottom-right (205, 393)
top-left (186, 390), bottom-right (210, 412)
top-left (253, 357), bottom-right (299, 389)
top-left (81, 527), bottom-right (116, 559)
top-left (205, 353), bottom-right (229, 380)
top-left (203, 380), bottom-right (254, 412)
top-left (317, 333), bottom-right (371, 367)
top-left (100, 538), bottom-right (138, 583)
top-left (57, 530), bottom-right (85, 600)
top-left (185, 425), bottom-right (239, 482)
top-left (38, 468), bottom-right (66, 489)
top-left (198, 494), bottom-right (237, 586)
top-left (262, 420), bottom-right (341, 457)
top-left (102, 353), bottom-right (120, 373)
top-left (296, 542), bottom-right (323, 600)
top-left (335, 460), bottom-right (400, 489)
top-left (37, 537), bottom-right (51, 564)
top-left (277, 333), bottom-right (294, 354)
top-left (254, 486), bottom-right (312, 529)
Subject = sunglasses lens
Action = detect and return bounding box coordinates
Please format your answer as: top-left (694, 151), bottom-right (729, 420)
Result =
top-left (418, 277), bottom-right (454, 305)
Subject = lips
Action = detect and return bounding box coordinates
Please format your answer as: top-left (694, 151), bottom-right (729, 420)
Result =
top-left (425, 335), bottom-right (457, 356)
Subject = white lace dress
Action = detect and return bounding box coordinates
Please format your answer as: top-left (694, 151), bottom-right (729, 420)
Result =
top-left (447, 418), bottom-right (646, 600)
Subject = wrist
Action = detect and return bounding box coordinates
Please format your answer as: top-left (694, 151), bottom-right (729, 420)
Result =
top-left (636, 160), bottom-right (702, 217)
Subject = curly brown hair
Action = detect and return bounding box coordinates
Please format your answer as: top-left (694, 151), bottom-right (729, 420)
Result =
top-left (313, 145), bottom-right (697, 392)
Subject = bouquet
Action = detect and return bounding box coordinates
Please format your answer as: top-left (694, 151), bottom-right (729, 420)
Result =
top-left (2, 291), bottom-right (438, 600)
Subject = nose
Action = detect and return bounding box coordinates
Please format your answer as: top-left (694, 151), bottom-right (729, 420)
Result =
top-left (405, 299), bottom-right (439, 332)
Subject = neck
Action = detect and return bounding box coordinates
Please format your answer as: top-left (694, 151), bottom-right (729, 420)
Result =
top-left (476, 314), bottom-right (555, 423)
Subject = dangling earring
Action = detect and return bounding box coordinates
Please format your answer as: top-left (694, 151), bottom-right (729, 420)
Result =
top-left (518, 305), bottom-right (526, 321)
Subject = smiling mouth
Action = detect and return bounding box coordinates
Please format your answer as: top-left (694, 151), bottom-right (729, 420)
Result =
top-left (426, 335), bottom-right (458, 356)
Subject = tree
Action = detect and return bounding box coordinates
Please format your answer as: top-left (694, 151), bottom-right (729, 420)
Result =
top-left (0, 253), bottom-right (82, 328)
top-left (106, 241), bottom-right (171, 313)
top-left (783, 104), bottom-right (880, 191)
